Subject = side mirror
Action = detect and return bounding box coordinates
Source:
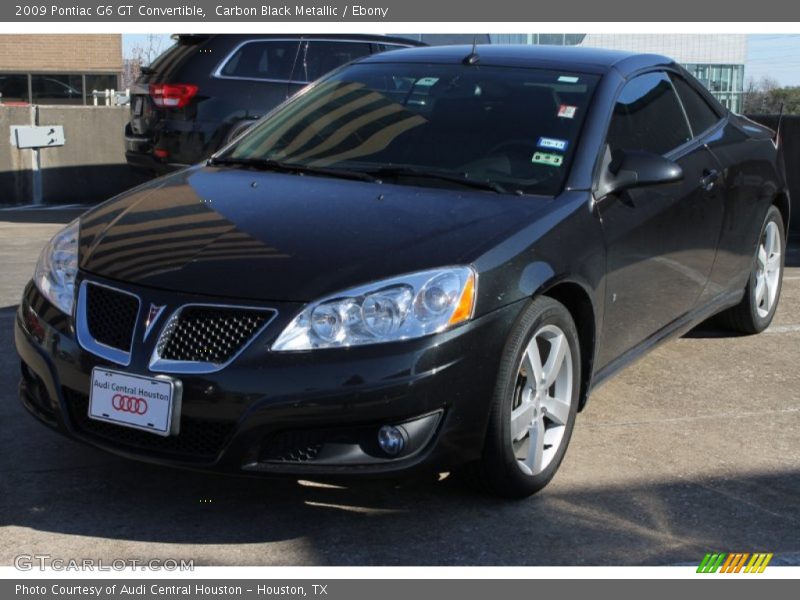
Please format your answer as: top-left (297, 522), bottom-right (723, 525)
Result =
top-left (596, 148), bottom-right (683, 199)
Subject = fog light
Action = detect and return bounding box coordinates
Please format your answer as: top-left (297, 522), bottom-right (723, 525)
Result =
top-left (378, 425), bottom-right (406, 456)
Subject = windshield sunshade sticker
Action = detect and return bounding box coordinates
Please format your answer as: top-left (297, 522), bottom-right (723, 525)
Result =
top-left (537, 137), bottom-right (569, 152)
top-left (558, 75), bottom-right (580, 83)
top-left (532, 152), bottom-right (564, 167)
top-left (557, 104), bottom-right (578, 119)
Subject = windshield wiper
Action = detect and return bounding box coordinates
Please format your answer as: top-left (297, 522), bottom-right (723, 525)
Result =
top-left (363, 165), bottom-right (515, 194)
top-left (208, 156), bottom-right (379, 183)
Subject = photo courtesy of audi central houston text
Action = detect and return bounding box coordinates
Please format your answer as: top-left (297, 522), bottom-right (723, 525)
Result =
top-left (15, 42), bottom-right (789, 499)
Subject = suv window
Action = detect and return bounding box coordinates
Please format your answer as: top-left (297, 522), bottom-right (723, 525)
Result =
top-left (377, 43), bottom-right (411, 53)
top-left (669, 73), bottom-right (722, 136)
top-left (294, 41), bottom-right (373, 83)
top-left (607, 71), bottom-right (692, 156)
top-left (220, 40), bottom-right (299, 81)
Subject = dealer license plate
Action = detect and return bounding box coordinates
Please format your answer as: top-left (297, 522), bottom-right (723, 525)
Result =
top-left (88, 368), bottom-right (182, 437)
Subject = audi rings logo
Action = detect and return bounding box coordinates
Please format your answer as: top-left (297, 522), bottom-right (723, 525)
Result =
top-left (112, 394), bottom-right (148, 415)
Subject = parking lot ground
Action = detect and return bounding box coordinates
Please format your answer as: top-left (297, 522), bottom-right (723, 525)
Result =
top-left (0, 208), bottom-right (798, 566)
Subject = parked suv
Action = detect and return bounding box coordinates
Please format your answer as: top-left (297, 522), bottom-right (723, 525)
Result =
top-left (125, 34), bottom-right (422, 173)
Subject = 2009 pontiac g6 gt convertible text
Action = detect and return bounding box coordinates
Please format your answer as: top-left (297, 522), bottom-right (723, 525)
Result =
top-left (16, 45), bottom-right (788, 498)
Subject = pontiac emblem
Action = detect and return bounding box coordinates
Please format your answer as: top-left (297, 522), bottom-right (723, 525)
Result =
top-left (143, 304), bottom-right (166, 340)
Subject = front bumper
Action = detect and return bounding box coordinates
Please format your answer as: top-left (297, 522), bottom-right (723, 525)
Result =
top-left (15, 279), bottom-right (524, 477)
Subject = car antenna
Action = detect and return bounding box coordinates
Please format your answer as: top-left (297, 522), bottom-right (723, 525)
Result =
top-left (463, 36), bottom-right (480, 65)
top-left (774, 102), bottom-right (784, 148)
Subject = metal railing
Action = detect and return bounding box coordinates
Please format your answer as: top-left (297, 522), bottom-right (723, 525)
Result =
top-left (90, 88), bottom-right (130, 106)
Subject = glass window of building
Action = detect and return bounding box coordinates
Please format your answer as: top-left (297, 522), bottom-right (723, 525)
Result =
top-left (85, 74), bottom-right (120, 103)
top-left (684, 63), bottom-right (743, 113)
top-left (31, 74), bottom-right (84, 105)
top-left (0, 74), bottom-right (29, 103)
top-left (0, 72), bottom-right (121, 105)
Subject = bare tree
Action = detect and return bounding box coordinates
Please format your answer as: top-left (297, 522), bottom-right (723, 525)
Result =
top-left (122, 34), bottom-right (169, 89)
top-left (743, 76), bottom-right (786, 114)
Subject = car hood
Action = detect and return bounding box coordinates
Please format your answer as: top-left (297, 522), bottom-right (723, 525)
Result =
top-left (79, 166), bottom-right (551, 302)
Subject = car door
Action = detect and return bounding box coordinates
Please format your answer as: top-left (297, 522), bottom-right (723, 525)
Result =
top-left (217, 39), bottom-right (300, 115)
top-left (596, 70), bottom-right (725, 369)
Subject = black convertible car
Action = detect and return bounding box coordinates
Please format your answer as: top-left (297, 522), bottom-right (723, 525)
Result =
top-left (16, 45), bottom-right (788, 498)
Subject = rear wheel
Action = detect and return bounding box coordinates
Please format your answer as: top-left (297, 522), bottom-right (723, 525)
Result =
top-left (719, 205), bottom-right (785, 334)
top-left (221, 119), bottom-right (257, 148)
top-left (462, 296), bottom-right (580, 499)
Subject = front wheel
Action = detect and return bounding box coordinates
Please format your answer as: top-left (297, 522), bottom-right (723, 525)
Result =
top-left (462, 296), bottom-right (580, 499)
top-left (719, 205), bottom-right (785, 334)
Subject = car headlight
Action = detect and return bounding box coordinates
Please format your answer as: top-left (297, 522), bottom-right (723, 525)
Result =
top-left (33, 219), bottom-right (79, 315)
top-left (272, 266), bottom-right (477, 351)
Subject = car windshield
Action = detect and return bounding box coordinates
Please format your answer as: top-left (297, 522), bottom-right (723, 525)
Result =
top-left (222, 62), bottom-right (599, 195)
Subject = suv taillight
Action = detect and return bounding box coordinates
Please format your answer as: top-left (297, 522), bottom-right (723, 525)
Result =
top-left (149, 83), bottom-right (198, 108)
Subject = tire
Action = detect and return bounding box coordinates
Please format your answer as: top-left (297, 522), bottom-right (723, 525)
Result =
top-left (719, 205), bottom-right (785, 334)
top-left (220, 119), bottom-right (257, 149)
top-left (461, 296), bottom-right (581, 499)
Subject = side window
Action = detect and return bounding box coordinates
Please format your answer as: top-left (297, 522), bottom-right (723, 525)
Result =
top-left (607, 72), bottom-right (692, 156)
top-left (295, 41), bottom-right (372, 83)
top-left (219, 41), bottom-right (299, 81)
top-left (376, 43), bottom-right (411, 54)
top-left (669, 74), bottom-right (722, 136)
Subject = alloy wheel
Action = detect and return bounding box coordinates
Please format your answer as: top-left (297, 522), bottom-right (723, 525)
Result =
top-left (755, 220), bottom-right (782, 319)
top-left (510, 324), bottom-right (573, 476)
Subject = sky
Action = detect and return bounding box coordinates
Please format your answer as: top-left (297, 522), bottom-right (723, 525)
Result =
top-left (122, 33), bottom-right (173, 62)
top-left (746, 34), bottom-right (800, 86)
top-left (122, 33), bottom-right (800, 88)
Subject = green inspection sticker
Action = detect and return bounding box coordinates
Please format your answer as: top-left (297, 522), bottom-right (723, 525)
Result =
top-left (532, 152), bottom-right (564, 167)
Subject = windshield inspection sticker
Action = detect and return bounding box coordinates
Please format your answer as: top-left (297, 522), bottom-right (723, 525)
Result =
top-left (537, 137), bottom-right (569, 151)
top-left (558, 104), bottom-right (578, 119)
top-left (532, 152), bottom-right (564, 167)
top-left (558, 75), bottom-right (580, 83)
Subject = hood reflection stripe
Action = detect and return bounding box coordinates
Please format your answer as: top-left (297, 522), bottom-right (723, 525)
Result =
top-left (114, 250), bottom-right (287, 281)
top-left (80, 194), bottom-right (201, 236)
top-left (84, 212), bottom-right (228, 241)
top-left (87, 238), bottom-right (269, 271)
top-left (84, 225), bottom-right (234, 258)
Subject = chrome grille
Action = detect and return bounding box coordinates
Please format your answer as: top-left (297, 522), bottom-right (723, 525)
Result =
top-left (153, 305), bottom-right (275, 368)
top-left (84, 283), bottom-right (139, 352)
top-left (76, 281), bottom-right (141, 365)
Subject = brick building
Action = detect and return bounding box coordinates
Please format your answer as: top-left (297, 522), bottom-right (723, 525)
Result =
top-left (0, 34), bottom-right (122, 105)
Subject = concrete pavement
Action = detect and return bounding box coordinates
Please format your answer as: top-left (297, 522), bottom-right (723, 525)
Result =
top-left (0, 208), bottom-right (797, 566)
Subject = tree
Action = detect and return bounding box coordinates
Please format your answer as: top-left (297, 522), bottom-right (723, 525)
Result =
top-left (743, 76), bottom-right (800, 115)
top-left (122, 34), bottom-right (169, 89)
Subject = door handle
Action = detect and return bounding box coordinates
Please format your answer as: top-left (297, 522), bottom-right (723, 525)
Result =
top-left (700, 168), bottom-right (720, 191)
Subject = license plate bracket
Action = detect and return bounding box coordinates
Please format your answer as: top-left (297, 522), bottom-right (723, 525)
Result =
top-left (88, 368), bottom-right (182, 437)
